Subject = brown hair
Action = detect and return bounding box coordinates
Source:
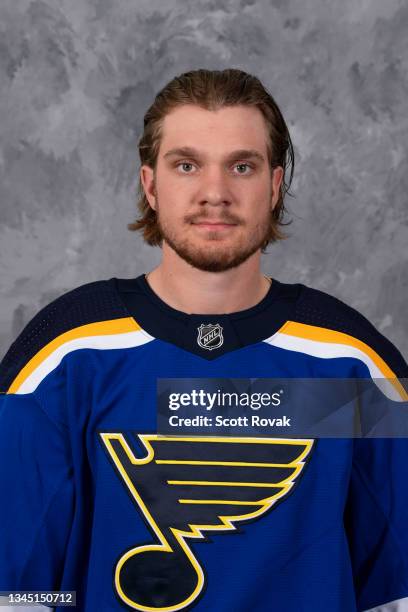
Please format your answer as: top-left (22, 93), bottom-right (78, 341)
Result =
top-left (128, 68), bottom-right (295, 252)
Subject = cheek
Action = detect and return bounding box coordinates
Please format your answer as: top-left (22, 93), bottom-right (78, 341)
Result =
top-left (157, 168), bottom-right (190, 192)
top-left (157, 173), bottom-right (192, 204)
top-left (157, 200), bottom-right (186, 225)
top-left (245, 192), bottom-right (270, 214)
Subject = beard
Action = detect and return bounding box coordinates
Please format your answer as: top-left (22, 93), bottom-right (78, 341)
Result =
top-left (154, 194), bottom-right (273, 273)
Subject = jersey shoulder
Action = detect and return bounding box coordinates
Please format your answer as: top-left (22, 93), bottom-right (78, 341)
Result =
top-left (0, 278), bottom-right (130, 393)
top-left (290, 283), bottom-right (408, 378)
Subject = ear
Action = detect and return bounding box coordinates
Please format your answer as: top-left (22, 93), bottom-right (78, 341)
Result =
top-left (271, 166), bottom-right (284, 210)
top-left (140, 165), bottom-right (156, 211)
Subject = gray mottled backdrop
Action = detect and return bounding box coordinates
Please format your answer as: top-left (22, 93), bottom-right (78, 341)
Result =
top-left (0, 0), bottom-right (407, 360)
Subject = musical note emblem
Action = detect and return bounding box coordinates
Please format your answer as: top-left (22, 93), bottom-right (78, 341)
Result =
top-left (99, 433), bottom-right (314, 611)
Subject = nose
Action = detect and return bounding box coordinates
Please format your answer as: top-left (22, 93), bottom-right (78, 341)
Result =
top-left (197, 167), bottom-right (232, 207)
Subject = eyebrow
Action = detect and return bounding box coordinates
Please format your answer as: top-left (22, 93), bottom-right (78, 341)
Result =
top-left (163, 146), bottom-right (266, 164)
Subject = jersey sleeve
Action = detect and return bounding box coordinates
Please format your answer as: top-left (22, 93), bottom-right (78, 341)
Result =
top-left (344, 333), bottom-right (408, 611)
top-left (293, 286), bottom-right (408, 610)
top-left (0, 390), bottom-right (74, 589)
top-left (0, 395), bottom-right (74, 612)
top-left (0, 299), bottom-right (76, 611)
top-left (0, 279), bottom-right (133, 611)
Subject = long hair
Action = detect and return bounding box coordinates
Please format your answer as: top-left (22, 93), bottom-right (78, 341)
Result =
top-left (128, 68), bottom-right (295, 252)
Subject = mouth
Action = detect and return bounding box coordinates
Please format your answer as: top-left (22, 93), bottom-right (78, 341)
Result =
top-left (192, 221), bottom-right (238, 229)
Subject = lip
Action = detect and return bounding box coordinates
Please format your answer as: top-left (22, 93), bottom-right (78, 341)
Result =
top-left (192, 222), bottom-right (237, 228)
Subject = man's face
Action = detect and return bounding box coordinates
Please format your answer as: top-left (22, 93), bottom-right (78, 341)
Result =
top-left (141, 104), bottom-right (284, 272)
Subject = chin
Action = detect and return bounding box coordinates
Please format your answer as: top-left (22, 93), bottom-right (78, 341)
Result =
top-left (162, 229), bottom-right (261, 271)
top-left (180, 247), bottom-right (258, 273)
top-left (188, 261), bottom-right (240, 273)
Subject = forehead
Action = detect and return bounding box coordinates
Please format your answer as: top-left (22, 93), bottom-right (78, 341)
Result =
top-left (159, 104), bottom-right (269, 155)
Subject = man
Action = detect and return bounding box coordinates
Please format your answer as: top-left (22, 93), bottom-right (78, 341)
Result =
top-left (0, 68), bottom-right (407, 611)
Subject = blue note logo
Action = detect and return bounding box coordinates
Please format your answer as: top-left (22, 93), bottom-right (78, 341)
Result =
top-left (197, 323), bottom-right (223, 350)
top-left (99, 432), bottom-right (315, 611)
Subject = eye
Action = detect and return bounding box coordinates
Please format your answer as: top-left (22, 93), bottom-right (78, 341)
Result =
top-left (234, 163), bottom-right (253, 175)
top-left (176, 161), bottom-right (196, 173)
top-left (174, 161), bottom-right (254, 175)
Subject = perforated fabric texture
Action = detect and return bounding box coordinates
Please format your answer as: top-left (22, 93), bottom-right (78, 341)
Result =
top-left (293, 285), bottom-right (408, 380)
top-left (0, 280), bottom-right (129, 393)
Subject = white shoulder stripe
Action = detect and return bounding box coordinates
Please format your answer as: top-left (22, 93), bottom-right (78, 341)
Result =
top-left (264, 332), bottom-right (384, 379)
top-left (264, 331), bottom-right (405, 402)
top-left (17, 328), bottom-right (154, 395)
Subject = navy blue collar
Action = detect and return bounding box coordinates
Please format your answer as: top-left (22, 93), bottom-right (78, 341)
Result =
top-left (112, 274), bottom-right (302, 360)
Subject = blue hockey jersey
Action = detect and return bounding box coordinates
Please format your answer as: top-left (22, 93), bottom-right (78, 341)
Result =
top-left (0, 274), bottom-right (407, 611)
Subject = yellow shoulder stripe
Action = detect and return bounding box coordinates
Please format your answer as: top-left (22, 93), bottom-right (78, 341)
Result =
top-left (279, 321), bottom-right (408, 400)
top-left (8, 317), bottom-right (140, 394)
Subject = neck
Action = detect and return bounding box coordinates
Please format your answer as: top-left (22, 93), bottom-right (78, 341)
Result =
top-left (145, 250), bottom-right (271, 315)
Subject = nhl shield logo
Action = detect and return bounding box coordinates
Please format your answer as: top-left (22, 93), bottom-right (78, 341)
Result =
top-left (197, 323), bottom-right (224, 350)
